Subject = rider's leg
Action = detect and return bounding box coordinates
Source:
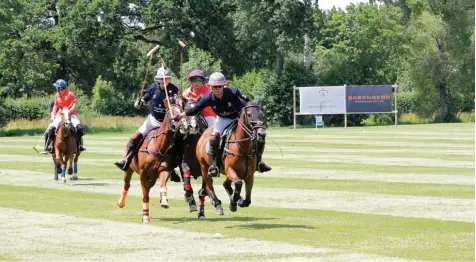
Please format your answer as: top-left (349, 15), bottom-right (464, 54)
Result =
top-left (256, 141), bottom-right (272, 173)
top-left (45, 116), bottom-right (61, 153)
top-left (205, 116), bottom-right (216, 127)
top-left (72, 115), bottom-right (86, 152)
top-left (207, 132), bottom-right (220, 177)
top-left (114, 115), bottom-right (158, 172)
top-left (114, 132), bottom-right (143, 171)
top-left (207, 116), bottom-right (230, 177)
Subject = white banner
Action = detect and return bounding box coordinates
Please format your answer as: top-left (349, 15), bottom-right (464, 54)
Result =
top-left (299, 86), bottom-right (346, 114)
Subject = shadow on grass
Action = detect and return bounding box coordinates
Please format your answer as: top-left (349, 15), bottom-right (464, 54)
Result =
top-left (159, 216), bottom-right (275, 224)
top-left (227, 223), bottom-right (315, 230)
top-left (72, 182), bottom-right (109, 186)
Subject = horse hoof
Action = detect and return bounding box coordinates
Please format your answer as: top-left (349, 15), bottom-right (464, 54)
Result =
top-left (160, 199), bottom-right (169, 209)
top-left (189, 204), bottom-right (198, 212)
top-left (72, 175), bottom-right (78, 181)
top-left (62, 177), bottom-right (67, 183)
top-left (229, 203), bottom-right (237, 212)
top-left (215, 205), bottom-right (224, 215)
top-left (238, 199), bottom-right (251, 208)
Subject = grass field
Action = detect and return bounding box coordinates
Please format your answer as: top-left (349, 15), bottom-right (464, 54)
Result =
top-left (0, 123), bottom-right (474, 261)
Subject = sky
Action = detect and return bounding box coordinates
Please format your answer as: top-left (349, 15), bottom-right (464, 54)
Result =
top-left (319, 0), bottom-right (369, 10)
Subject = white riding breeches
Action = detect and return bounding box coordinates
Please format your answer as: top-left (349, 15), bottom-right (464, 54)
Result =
top-left (204, 116), bottom-right (216, 127)
top-left (48, 115), bottom-right (81, 129)
top-left (137, 114), bottom-right (162, 136)
top-left (213, 116), bottom-right (233, 135)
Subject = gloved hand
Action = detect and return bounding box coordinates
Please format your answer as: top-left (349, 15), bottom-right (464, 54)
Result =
top-left (134, 99), bottom-right (145, 108)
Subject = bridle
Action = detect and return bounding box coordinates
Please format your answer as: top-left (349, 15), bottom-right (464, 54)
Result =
top-left (235, 104), bottom-right (265, 143)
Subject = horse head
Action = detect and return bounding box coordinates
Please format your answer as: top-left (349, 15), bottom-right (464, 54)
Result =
top-left (241, 96), bottom-right (266, 142)
top-left (60, 108), bottom-right (73, 137)
top-left (166, 104), bottom-right (188, 135)
top-left (183, 99), bottom-right (203, 135)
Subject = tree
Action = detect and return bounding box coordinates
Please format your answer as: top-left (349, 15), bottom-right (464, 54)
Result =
top-left (232, 0), bottom-right (313, 75)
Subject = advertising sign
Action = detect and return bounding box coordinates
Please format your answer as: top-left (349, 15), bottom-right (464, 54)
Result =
top-left (299, 86), bottom-right (346, 114)
top-left (346, 85), bottom-right (393, 113)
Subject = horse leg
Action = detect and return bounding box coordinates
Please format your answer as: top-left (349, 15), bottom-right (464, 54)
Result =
top-left (118, 168), bottom-right (134, 208)
top-left (72, 153), bottom-right (79, 180)
top-left (197, 180), bottom-right (207, 220)
top-left (52, 154), bottom-right (59, 181)
top-left (59, 153), bottom-right (67, 183)
top-left (182, 162), bottom-right (197, 212)
top-left (238, 175), bottom-right (254, 208)
top-left (67, 153), bottom-right (74, 177)
top-left (140, 174), bottom-right (152, 223)
top-left (202, 167), bottom-right (223, 215)
top-left (158, 170), bottom-right (169, 209)
top-left (224, 168), bottom-right (242, 212)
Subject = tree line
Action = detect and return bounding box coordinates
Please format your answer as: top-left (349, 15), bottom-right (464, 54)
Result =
top-left (0, 0), bottom-right (474, 126)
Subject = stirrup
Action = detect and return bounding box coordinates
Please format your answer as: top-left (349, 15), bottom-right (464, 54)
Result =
top-left (78, 145), bottom-right (86, 152)
top-left (207, 165), bottom-right (219, 177)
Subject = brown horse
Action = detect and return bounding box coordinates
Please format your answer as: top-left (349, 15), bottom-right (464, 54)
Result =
top-left (195, 99), bottom-right (266, 216)
top-left (117, 104), bottom-right (187, 223)
top-left (53, 109), bottom-right (80, 183)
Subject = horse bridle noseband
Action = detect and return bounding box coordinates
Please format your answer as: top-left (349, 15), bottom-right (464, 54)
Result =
top-left (236, 104), bottom-right (265, 141)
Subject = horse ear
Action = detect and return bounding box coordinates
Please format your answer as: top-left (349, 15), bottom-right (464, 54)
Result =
top-left (255, 96), bottom-right (261, 105)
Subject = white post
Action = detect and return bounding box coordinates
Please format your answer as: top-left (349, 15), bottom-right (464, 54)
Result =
top-left (393, 85), bottom-right (398, 127)
top-left (344, 84), bottom-right (348, 128)
top-left (293, 86), bottom-right (297, 129)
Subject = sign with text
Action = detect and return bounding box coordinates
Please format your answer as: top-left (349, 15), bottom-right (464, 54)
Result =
top-left (346, 85), bottom-right (393, 113)
top-left (299, 86), bottom-right (346, 114)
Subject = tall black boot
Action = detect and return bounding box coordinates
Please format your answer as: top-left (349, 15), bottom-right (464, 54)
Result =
top-left (76, 124), bottom-right (86, 152)
top-left (256, 141), bottom-right (271, 173)
top-left (114, 132), bottom-right (143, 172)
top-left (207, 132), bottom-right (220, 177)
top-left (45, 127), bottom-right (56, 154)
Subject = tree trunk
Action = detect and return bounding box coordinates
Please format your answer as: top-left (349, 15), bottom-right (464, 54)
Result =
top-left (436, 82), bottom-right (453, 122)
top-left (276, 51), bottom-right (283, 76)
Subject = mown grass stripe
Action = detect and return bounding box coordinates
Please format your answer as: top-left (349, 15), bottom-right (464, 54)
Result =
top-left (0, 185), bottom-right (472, 261)
top-left (2, 151), bottom-right (474, 169)
top-left (1, 156), bottom-right (472, 179)
top-left (257, 177), bottom-right (474, 198)
top-left (0, 170), bottom-right (473, 222)
top-left (2, 144), bottom-right (474, 163)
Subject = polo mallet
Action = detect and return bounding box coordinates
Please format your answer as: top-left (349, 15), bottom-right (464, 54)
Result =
top-left (176, 38), bottom-right (186, 95)
top-left (160, 59), bottom-right (173, 115)
top-left (138, 44), bottom-right (161, 99)
top-left (33, 130), bottom-right (48, 154)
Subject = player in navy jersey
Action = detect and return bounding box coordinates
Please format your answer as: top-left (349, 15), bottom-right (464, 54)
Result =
top-left (173, 72), bottom-right (271, 176)
top-left (114, 67), bottom-right (179, 171)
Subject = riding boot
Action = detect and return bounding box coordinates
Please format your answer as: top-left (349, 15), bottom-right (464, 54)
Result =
top-left (76, 124), bottom-right (86, 152)
top-left (207, 132), bottom-right (221, 177)
top-left (45, 127), bottom-right (56, 154)
top-left (114, 132), bottom-right (143, 172)
top-left (256, 141), bottom-right (272, 173)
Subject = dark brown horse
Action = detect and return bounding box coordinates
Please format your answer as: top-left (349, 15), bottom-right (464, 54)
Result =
top-left (176, 99), bottom-right (209, 219)
top-left (117, 104), bottom-right (187, 223)
top-left (53, 109), bottom-right (80, 183)
top-left (195, 99), bottom-right (266, 216)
